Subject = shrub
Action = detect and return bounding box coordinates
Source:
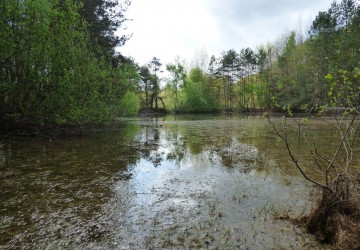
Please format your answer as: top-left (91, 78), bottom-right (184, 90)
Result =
top-left (118, 91), bottom-right (140, 116)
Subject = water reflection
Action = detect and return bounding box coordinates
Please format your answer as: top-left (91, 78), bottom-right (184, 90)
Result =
top-left (106, 116), bottom-right (323, 249)
top-left (1, 115), bottom-right (354, 248)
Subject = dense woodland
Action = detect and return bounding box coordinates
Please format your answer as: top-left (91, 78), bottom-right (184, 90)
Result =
top-left (1, 0), bottom-right (360, 130)
top-left (0, 0), bottom-right (139, 130)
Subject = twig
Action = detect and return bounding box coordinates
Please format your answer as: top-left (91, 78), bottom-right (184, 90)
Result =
top-left (258, 200), bottom-right (269, 216)
top-left (326, 114), bottom-right (356, 175)
top-left (266, 114), bottom-right (332, 192)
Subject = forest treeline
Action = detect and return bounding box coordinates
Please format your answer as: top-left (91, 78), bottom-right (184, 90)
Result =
top-left (1, 0), bottom-right (360, 131)
top-left (160, 0), bottom-right (360, 113)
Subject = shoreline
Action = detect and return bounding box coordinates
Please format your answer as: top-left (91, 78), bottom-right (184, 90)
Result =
top-left (0, 108), bottom-right (355, 138)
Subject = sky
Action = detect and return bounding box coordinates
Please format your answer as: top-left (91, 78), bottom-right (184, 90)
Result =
top-left (117, 0), bottom-right (338, 67)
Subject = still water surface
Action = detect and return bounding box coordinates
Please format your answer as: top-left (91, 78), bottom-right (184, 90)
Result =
top-left (1, 114), bottom-right (357, 249)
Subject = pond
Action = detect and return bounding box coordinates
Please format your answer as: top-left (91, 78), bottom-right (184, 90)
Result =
top-left (1, 114), bottom-right (358, 249)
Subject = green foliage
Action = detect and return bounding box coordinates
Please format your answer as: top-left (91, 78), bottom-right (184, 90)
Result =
top-left (178, 68), bottom-right (219, 112)
top-left (326, 66), bottom-right (360, 111)
top-left (0, 0), bottom-right (138, 128)
top-left (166, 60), bottom-right (187, 112)
top-left (118, 91), bottom-right (140, 116)
top-left (188, 67), bottom-right (205, 84)
top-left (262, 0), bottom-right (360, 112)
top-left (6, 0), bottom-right (359, 124)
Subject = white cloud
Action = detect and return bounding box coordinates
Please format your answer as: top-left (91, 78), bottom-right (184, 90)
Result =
top-left (118, 0), bottom-right (338, 66)
top-left (118, 0), bottom-right (219, 66)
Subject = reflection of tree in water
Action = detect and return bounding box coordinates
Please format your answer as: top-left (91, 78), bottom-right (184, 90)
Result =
top-left (137, 118), bottom-right (164, 167)
top-left (163, 124), bottom-right (186, 163)
top-left (216, 140), bottom-right (259, 172)
top-left (146, 121), bottom-right (260, 172)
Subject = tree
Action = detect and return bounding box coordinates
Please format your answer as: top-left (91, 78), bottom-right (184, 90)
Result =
top-left (220, 49), bottom-right (240, 110)
top-left (148, 57), bottom-right (163, 112)
top-left (336, 0), bottom-right (357, 28)
top-left (0, 0), bottom-right (97, 124)
top-left (266, 82), bottom-right (360, 249)
top-left (79, 0), bottom-right (131, 56)
top-left (239, 48), bottom-right (257, 110)
top-left (208, 55), bottom-right (223, 102)
top-left (308, 3), bottom-right (339, 106)
top-left (179, 68), bottom-right (219, 112)
top-left (265, 2), bottom-right (360, 244)
top-left (0, 0), bottom-right (139, 131)
top-left (118, 91), bottom-right (140, 116)
top-left (191, 48), bottom-right (210, 72)
top-left (326, 66), bottom-right (360, 112)
top-left (166, 59), bottom-right (187, 112)
top-left (139, 65), bottom-right (152, 110)
top-left (256, 47), bottom-right (270, 108)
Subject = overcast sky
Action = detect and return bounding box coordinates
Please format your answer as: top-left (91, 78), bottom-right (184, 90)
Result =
top-left (118, 0), bottom-right (337, 67)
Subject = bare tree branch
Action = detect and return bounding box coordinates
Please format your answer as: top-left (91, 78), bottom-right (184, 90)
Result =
top-left (266, 115), bottom-right (332, 192)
